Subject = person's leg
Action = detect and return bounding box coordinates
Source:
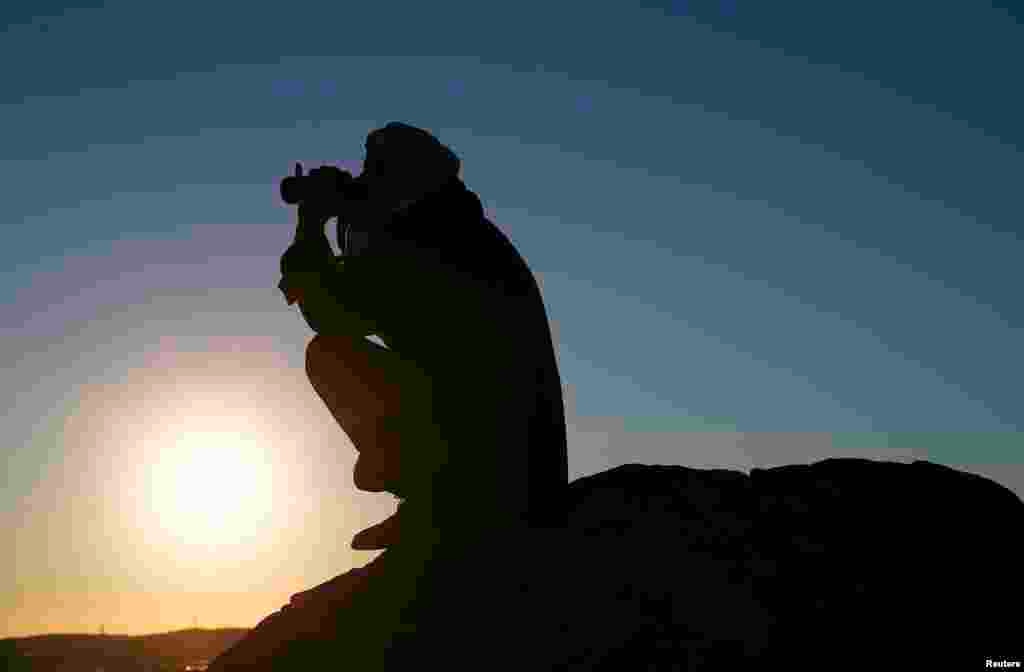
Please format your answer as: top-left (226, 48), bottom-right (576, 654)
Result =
top-left (305, 333), bottom-right (440, 497)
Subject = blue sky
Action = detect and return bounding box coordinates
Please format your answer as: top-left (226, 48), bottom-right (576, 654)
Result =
top-left (1, 0), bottom-right (1022, 635)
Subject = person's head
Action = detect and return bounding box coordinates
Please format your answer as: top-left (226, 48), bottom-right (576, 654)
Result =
top-left (358, 122), bottom-right (461, 212)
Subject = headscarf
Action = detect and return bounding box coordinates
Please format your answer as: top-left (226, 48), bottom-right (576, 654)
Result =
top-left (355, 122), bottom-right (461, 214)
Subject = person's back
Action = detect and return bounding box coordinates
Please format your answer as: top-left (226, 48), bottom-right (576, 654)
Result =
top-left (373, 175), bottom-right (568, 534)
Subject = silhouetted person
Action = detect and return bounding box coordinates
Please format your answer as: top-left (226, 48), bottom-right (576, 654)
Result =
top-left (285, 122), bottom-right (568, 544)
top-left (211, 122), bottom-right (568, 671)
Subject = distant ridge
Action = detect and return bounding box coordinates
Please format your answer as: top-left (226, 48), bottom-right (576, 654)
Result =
top-left (2, 627), bottom-right (249, 672)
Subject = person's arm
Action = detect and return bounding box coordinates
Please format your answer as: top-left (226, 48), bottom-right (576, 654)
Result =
top-left (281, 201), bottom-right (508, 350)
top-left (294, 256), bottom-right (389, 338)
top-left (279, 204), bottom-right (387, 338)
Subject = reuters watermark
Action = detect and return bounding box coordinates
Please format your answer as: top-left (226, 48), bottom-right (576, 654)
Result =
top-left (986, 659), bottom-right (1022, 669)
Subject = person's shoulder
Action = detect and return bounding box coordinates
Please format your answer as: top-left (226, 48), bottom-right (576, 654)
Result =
top-left (403, 177), bottom-right (479, 218)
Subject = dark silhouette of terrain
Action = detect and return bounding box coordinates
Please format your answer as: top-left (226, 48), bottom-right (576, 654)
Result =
top-left (209, 458), bottom-right (1022, 670)
top-left (1, 628), bottom-right (247, 672)
top-left (208, 123), bottom-right (1024, 669)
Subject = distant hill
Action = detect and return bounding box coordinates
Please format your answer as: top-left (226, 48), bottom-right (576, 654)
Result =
top-left (0, 628), bottom-right (249, 672)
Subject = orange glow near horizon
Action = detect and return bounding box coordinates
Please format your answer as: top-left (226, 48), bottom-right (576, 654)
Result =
top-left (3, 589), bottom-right (291, 638)
top-left (4, 334), bottom-right (393, 639)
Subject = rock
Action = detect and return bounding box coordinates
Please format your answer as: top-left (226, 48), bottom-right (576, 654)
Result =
top-left (209, 457), bottom-right (1023, 670)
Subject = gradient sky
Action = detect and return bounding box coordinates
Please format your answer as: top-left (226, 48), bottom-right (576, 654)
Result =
top-left (2, 0), bottom-right (1022, 637)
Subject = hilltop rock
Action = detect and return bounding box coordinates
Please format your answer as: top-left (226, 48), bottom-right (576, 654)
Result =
top-left (211, 457), bottom-right (1023, 670)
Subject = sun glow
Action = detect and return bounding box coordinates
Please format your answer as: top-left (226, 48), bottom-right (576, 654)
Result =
top-left (147, 430), bottom-right (274, 548)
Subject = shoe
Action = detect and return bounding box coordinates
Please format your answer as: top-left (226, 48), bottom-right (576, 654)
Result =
top-left (351, 507), bottom-right (403, 550)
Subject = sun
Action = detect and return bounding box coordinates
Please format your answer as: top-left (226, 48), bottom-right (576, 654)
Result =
top-left (147, 430), bottom-right (274, 548)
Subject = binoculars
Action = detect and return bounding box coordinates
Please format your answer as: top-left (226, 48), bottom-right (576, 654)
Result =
top-left (280, 162), bottom-right (367, 210)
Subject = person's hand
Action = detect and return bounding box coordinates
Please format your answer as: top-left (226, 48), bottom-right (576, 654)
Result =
top-left (296, 199), bottom-right (334, 239)
top-left (294, 165), bottom-right (352, 238)
top-left (278, 269), bottom-right (321, 306)
top-left (279, 230), bottom-right (333, 306)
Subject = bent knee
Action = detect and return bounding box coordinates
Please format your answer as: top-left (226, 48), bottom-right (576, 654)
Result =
top-left (306, 335), bottom-right (401, 401)
top-left (305, 335), bottom-right (326, 371)
top-left (305, 335), bottom-right (328, 382)
top-left (306, 334), bottom-right (364, 376)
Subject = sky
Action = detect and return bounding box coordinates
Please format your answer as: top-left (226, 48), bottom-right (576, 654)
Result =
top-left (2, 0), bottom-right (1022, 638)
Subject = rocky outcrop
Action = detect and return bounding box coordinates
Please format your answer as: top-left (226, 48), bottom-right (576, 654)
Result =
top-left (210, 457), bottom-right (1023, 670)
